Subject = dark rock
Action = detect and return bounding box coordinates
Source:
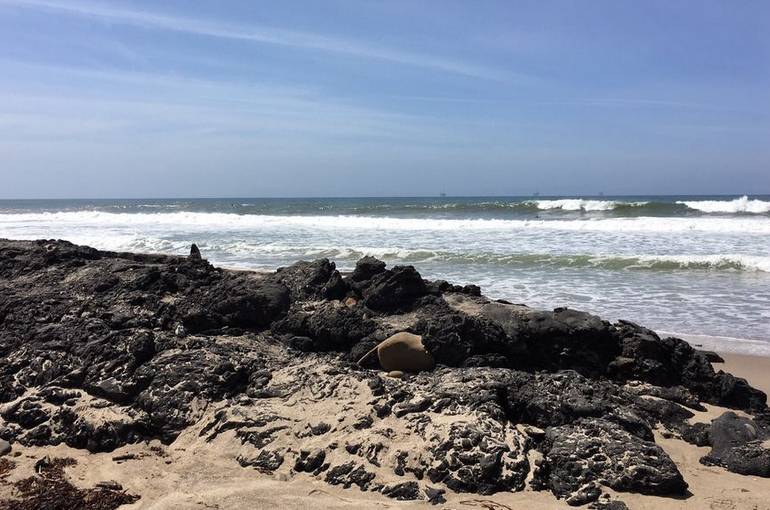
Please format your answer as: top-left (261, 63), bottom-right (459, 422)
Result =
top-left (324, 462), bottom-right (375, 490)
top-left (361, 265), bottom-right (427, 312)
top-left (523, 308), bottom-right (618, 377)
top-left (238, 449), bottom-right (284, 472)
top-left (700, 350), bottom-right (724, 363)
top-left (415, 310), bottom-right (511, 367)
top-left (310, 422), bottom-right (331, 435)
top-left (353, 415), bottom-right (373, 430)
top-left (350, 337), bottom-right (380, 367)
top-left (287, 336), bottom-right (315, 352)
top-left (424, 279), bottom-right (452, 295)
top-left (95, 480), bottom-right (123, 491)
top-left (188, 244), bottom-right (202, 261)
top-left (351, 256), bottom-right (386, 282)
top-left (322, 270), bottom-right (348, 300)
top-left (274, 259), bottom-right (337, 301)
top-left (535, 418), bottom-right (688, 501)
top-left (589, 501), bottom-right (630, 510)
top-left (425, 421), bottom-right (528, 495)
top-left (295, 449), bottom-right (326, 473)
top-left (504, 371), bottom-right (653, 440)
top-left (272, 302), bottom-right (376, 352)
top-left (680, 422), bottom-right (711, 447)
top-left (701, 411), bottom-right (770, 476)
top-left (423, 486), bottom-right (446, 504)
top-left (381, 481), bottom-right (422, 500)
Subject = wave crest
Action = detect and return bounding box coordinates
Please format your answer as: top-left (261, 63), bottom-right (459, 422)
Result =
top-left (678, 196), bottom-right (770, 214)
top-left (530, 199), bottom-right (646, 211)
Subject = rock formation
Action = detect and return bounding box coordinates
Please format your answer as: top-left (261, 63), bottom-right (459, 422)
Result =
top-left (0, 239), bottom-right (768, 507)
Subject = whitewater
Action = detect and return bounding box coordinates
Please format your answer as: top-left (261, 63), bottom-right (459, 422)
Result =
top-left (1, 195), bottom-right (768, 354)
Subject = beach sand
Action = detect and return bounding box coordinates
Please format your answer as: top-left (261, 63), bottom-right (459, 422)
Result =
top-left (1, 353), bottom-right (768, 510)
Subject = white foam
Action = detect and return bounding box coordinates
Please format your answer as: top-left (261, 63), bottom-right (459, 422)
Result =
top-left (532, 199), bottom-right (628, 211)
top-left (658, 331), bottom-right (770, 357)
top-left (2, 210), bottom-right (770, 234)
top-left (678, 196), bottom-right (770, 214)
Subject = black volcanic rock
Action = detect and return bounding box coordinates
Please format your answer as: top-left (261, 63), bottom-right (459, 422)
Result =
top-left (614, 321), bottom-right (767, 410)
top-left (361, 265), bottom-right (428, 312)
top-left (521, 308), bottom-right (618, 377)
top-left (701, 411), bottom-right (770, 477)
top-left (535, 418), bottom-right (688, 503)
top-left (274, 258), bottom-right (338, 301)
top-left (350, 255), bottom-right (386, 282)
top-left (272, 301), bottom-right (377, 351)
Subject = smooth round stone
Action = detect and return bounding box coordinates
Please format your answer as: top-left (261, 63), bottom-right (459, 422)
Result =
top-left (376, 332), bottom-right (434, 373)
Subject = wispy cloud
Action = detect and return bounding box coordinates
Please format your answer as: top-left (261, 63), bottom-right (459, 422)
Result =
top-left (0, 0), bottom-right (518, 81)
top-left (0, 59), bottom-right (480, 144)
top-left (536, 98), bottom-right (735, 112)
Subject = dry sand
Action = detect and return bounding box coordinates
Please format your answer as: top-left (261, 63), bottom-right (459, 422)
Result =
top-left (1, 353), bottom-right (769, 510)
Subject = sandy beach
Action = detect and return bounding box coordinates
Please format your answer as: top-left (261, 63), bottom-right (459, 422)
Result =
top-left (1, 354), bottom-right (768, 510)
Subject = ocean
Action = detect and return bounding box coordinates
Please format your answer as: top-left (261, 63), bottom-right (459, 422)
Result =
top-left (1, 195), bottom-right (769, 355)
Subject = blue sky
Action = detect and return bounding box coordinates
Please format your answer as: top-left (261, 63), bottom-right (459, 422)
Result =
top-left (0, 0), bottom-right (768, 198)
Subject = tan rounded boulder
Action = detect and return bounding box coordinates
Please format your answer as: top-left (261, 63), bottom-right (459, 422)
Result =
top-left (358, 332), bottom-right (434, 373)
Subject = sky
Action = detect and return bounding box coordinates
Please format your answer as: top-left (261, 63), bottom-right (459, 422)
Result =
top-left (0, 0), bottom-right (768, 198)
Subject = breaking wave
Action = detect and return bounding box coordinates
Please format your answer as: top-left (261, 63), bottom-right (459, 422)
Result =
top-left (677, 196), bottom-right (770, 214)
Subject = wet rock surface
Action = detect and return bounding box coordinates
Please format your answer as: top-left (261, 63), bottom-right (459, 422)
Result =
top-left (0, 239), bottom-right (768, 506)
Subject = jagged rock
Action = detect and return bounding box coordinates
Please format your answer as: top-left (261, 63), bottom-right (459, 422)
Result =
top-left (188, 244), bottom-right (202, 261)
top-left (701, 411), bottom-right (770, 476)
top-left (324, 462), bottom-right (375, 490)
top-left (614, 321), bottom-right (767, 410)
top-left (361, 265), bottom-right (427, 312)
top-left (350, 256), bottom-right (386, 282)
top-left (700, 350), bottom-right (724, 363)
top-left (294, 449), bottom-right (325, 473)
top-left (322, 270), bottom-right (348, 300)
top-left (535, 418), bottom-right (688, 502)
top-left (238, 449), bottom-right (284, 472)
top-left (381, 481), bottom-right (422, 500)
top-left (680, 421), bottom-right (711, 446)
top-left (273, 302), bottom-right (376, 351)
top-left (504, 370), bottom-right (654, 440)
top-left (423, 486), bottom-right (446, 504)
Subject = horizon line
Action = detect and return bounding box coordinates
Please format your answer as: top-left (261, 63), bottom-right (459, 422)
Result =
top-left (0, 193), bottom-right (767, 201)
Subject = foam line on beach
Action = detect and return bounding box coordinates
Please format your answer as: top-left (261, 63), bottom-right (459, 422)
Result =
top-left (658, 331), bottom-right (770, 357)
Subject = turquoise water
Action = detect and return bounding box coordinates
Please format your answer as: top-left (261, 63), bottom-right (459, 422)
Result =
top-left (1, 196), bottom-right (769, 353)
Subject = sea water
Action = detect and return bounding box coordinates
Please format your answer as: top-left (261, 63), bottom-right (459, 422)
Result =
top-left (1, 195), bottom-right (768, 354)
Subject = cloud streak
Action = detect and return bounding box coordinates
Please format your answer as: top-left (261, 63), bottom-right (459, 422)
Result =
top-left (0, 0), bottom-right (515, 81)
